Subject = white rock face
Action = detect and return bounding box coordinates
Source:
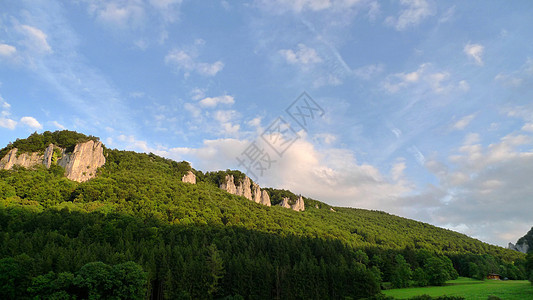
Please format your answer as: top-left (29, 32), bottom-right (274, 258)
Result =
top-left (238, 176), bottom-right (252, 200)
top-left (260, 190), bottom-right (271, 207)
top-left (0, 140), bottom-right (106, 183)
top-left (220, 174), bottom-right (271, 207)
top-left (220, 175), bottom-right (237, 194)
top-left (57, 140), bottom-right (106, 182)
top-left (292, 196), bottom-right (305, 211)
top-left (0, 148), bottom-right (43, 169)
top-left (279, 196), bottom-right (305, 211)
top-left (181, 171), bottom-right (196, 184)
top-left (279, 197), bottom-right (291, 209)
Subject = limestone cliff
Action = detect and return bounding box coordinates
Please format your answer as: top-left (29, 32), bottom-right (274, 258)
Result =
top-left (181, 171), bottom-right (196, 184)
top-left (220, 174), bottom-right (237, 194)
top-left (279, 196), bottom-right (305, 211)
top-left (219, 174), bottom-right (271, 207)
top-left (0, 140), bottom-right (105, 182)
top-left (507, 242), bottom-right (529, 253)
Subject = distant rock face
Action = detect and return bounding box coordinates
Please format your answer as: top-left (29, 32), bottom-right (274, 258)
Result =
top-left (260, 190), bottom-right (271, 207)
top-left (508, 242), bottom-right (529, 253)
top-left (58, 140), bottom-right (106, 182)
top-left (279, 196), bottom-right (305, 211)
top-left (220, 175), bottom-right (237, 194)
top-left (0, 148), bottom-right (43, 169)
top-left (181, 171), bottom-right (196, 184)
top-left (219, 174), bottom-right (271, 207)
top-left (236, 176), bottom-right (252, 200)
top-left (0, 140), bottom-right (106, 183)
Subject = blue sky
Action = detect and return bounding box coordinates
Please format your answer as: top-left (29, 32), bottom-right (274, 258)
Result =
top-left (1, 0), bottom-right (533, 247)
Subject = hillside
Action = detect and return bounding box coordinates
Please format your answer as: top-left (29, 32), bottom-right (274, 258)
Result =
top-left (0, 131), bottom-right (528, 299)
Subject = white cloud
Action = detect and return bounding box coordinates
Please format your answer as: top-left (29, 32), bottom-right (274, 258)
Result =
top-left (184, 103), bottom-right (201, 118)
top-left (258, 0), bottom-right (374, 14)
top-left (438, 5), bottom-right (455, 23)
top-left (314, 133), bottom-right (337, 145)
top-left (464, 43), bottom-right (484, 66)
top-left (0, 95), bottom-right (17, 130)
top-left (198, 95), bottom-right (234, 108)
top-left (190, 88), bottom-right (206, 101)
top-left (353, 64), bottom-right (384, 80)
top-left (416, 131), bottom-right (533, 245)
top-left (148, 0), bottom-right (183, 22)
top-left (247, 117), bottom-right (262, 128)
top-left (165, 47), bottom-right (224, 77)
top-left (0, 44), bottom-right (17, 57)
top-left (494, 58), bottom-right (533, 88)
top-left (160, 134), bottom-right (411, 209)
top-left (51, 121), bottom-right (66, 130)
top-left (0, 118), bottom-right (17, 130)
top-left (386, 0), bottom-right (435, 31)
top-left (452, 114), bottom-right (475, 130)
top-left (19, 116), bottom-right (42, 129)
top-left (522, 123), bottom-right (533, 132)
top-left (18, 25), bottom-right (52, 54)
top-left (87, 0), bottom-right (145, 28)
top-left (279, 44), bottom-right (322, 66)
top-left (383, 63), bottom-right (467, 94)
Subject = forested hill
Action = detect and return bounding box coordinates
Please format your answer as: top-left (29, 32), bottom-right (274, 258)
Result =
top-left (0, 131), bottom-right (528, 299)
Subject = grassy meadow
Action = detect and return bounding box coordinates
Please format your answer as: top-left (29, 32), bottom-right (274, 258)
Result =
top-left (383, 277), bottom-right (533, 300)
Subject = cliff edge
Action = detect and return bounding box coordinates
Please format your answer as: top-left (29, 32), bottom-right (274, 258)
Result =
top-left (0, 140), bottom-right (106, 182)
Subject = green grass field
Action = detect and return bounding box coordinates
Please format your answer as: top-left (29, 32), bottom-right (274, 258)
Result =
top-left (383, 277), bottom-right (533, 300)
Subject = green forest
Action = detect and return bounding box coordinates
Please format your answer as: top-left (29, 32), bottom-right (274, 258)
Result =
top-left (0, 131), bottom-right (531, 299)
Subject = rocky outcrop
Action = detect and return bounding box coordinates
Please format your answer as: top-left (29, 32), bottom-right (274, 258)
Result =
top-left (279, 196), bottom-right (305, 211)
top-left (508, 242), bottom-right (529, 253)
top-left (0, 140), bottom-right (105, 182)
top-left (58, 141), bottom-right (105, 182)
top-left (220, 174), bottom-right (271, 207)
top-left (260, 190), bottom-right (271, 207)
top-left (236, 176), bottom-right (252, 200)
top-left (181, 171), bottom-right (196, 184)
top-left (220, 175), bottom-right (237, 195)
top-left (0, 148), bottom-right (43, 169)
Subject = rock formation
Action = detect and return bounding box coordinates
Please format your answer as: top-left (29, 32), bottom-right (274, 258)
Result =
top-left (220, 175), bottom-right (237, 195)
top-left (259, 190), bottom-right (271, 207)
top-left (508, 242), bottom-right (529, 253)
top-left (181, 171), bottom-right (196, 184)
top-left (279, 196), bottom-right (305, 211)
top-left (219, 174), bottom-right (271, 207)
top-left (0, 148), bottom-right (43, 169)
top-left (0, 140), bottom-right (105, 182)
top-left (236, 176), bottom-right (252, 200)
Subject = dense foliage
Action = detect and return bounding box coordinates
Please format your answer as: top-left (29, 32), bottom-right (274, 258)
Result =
top-left (526, 251), bottom-right (533, 284)
top-left (0, 131), bottom-right (528, 298)
top-left (0, 130), bottom-right (99, 157)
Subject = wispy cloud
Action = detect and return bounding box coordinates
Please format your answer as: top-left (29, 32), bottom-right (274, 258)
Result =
top-left (0, 44), bottom-right (17, 57)
top-left (199, 95), bottom-right (234, 108)
top-left (495, 58), bottom-right (533, 87)
top-left (165, 40), bottom-right (224, 77)
top-left (386, 0), bottom-right (435, 31)
top-left (464, 43), bottom-right (484, 66)
top-left (18, 24), bottom-right (53, 54)
top-left (383, 63), bottom-right (467, 94)
top-left (279, 43), bottom-right (322, 66)
top-left (0, 95), bottom-right (17, 130)
top-left (452, 114), bottom-right (476, 130)
top-left (2, 1), bottom-right (138, 136)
